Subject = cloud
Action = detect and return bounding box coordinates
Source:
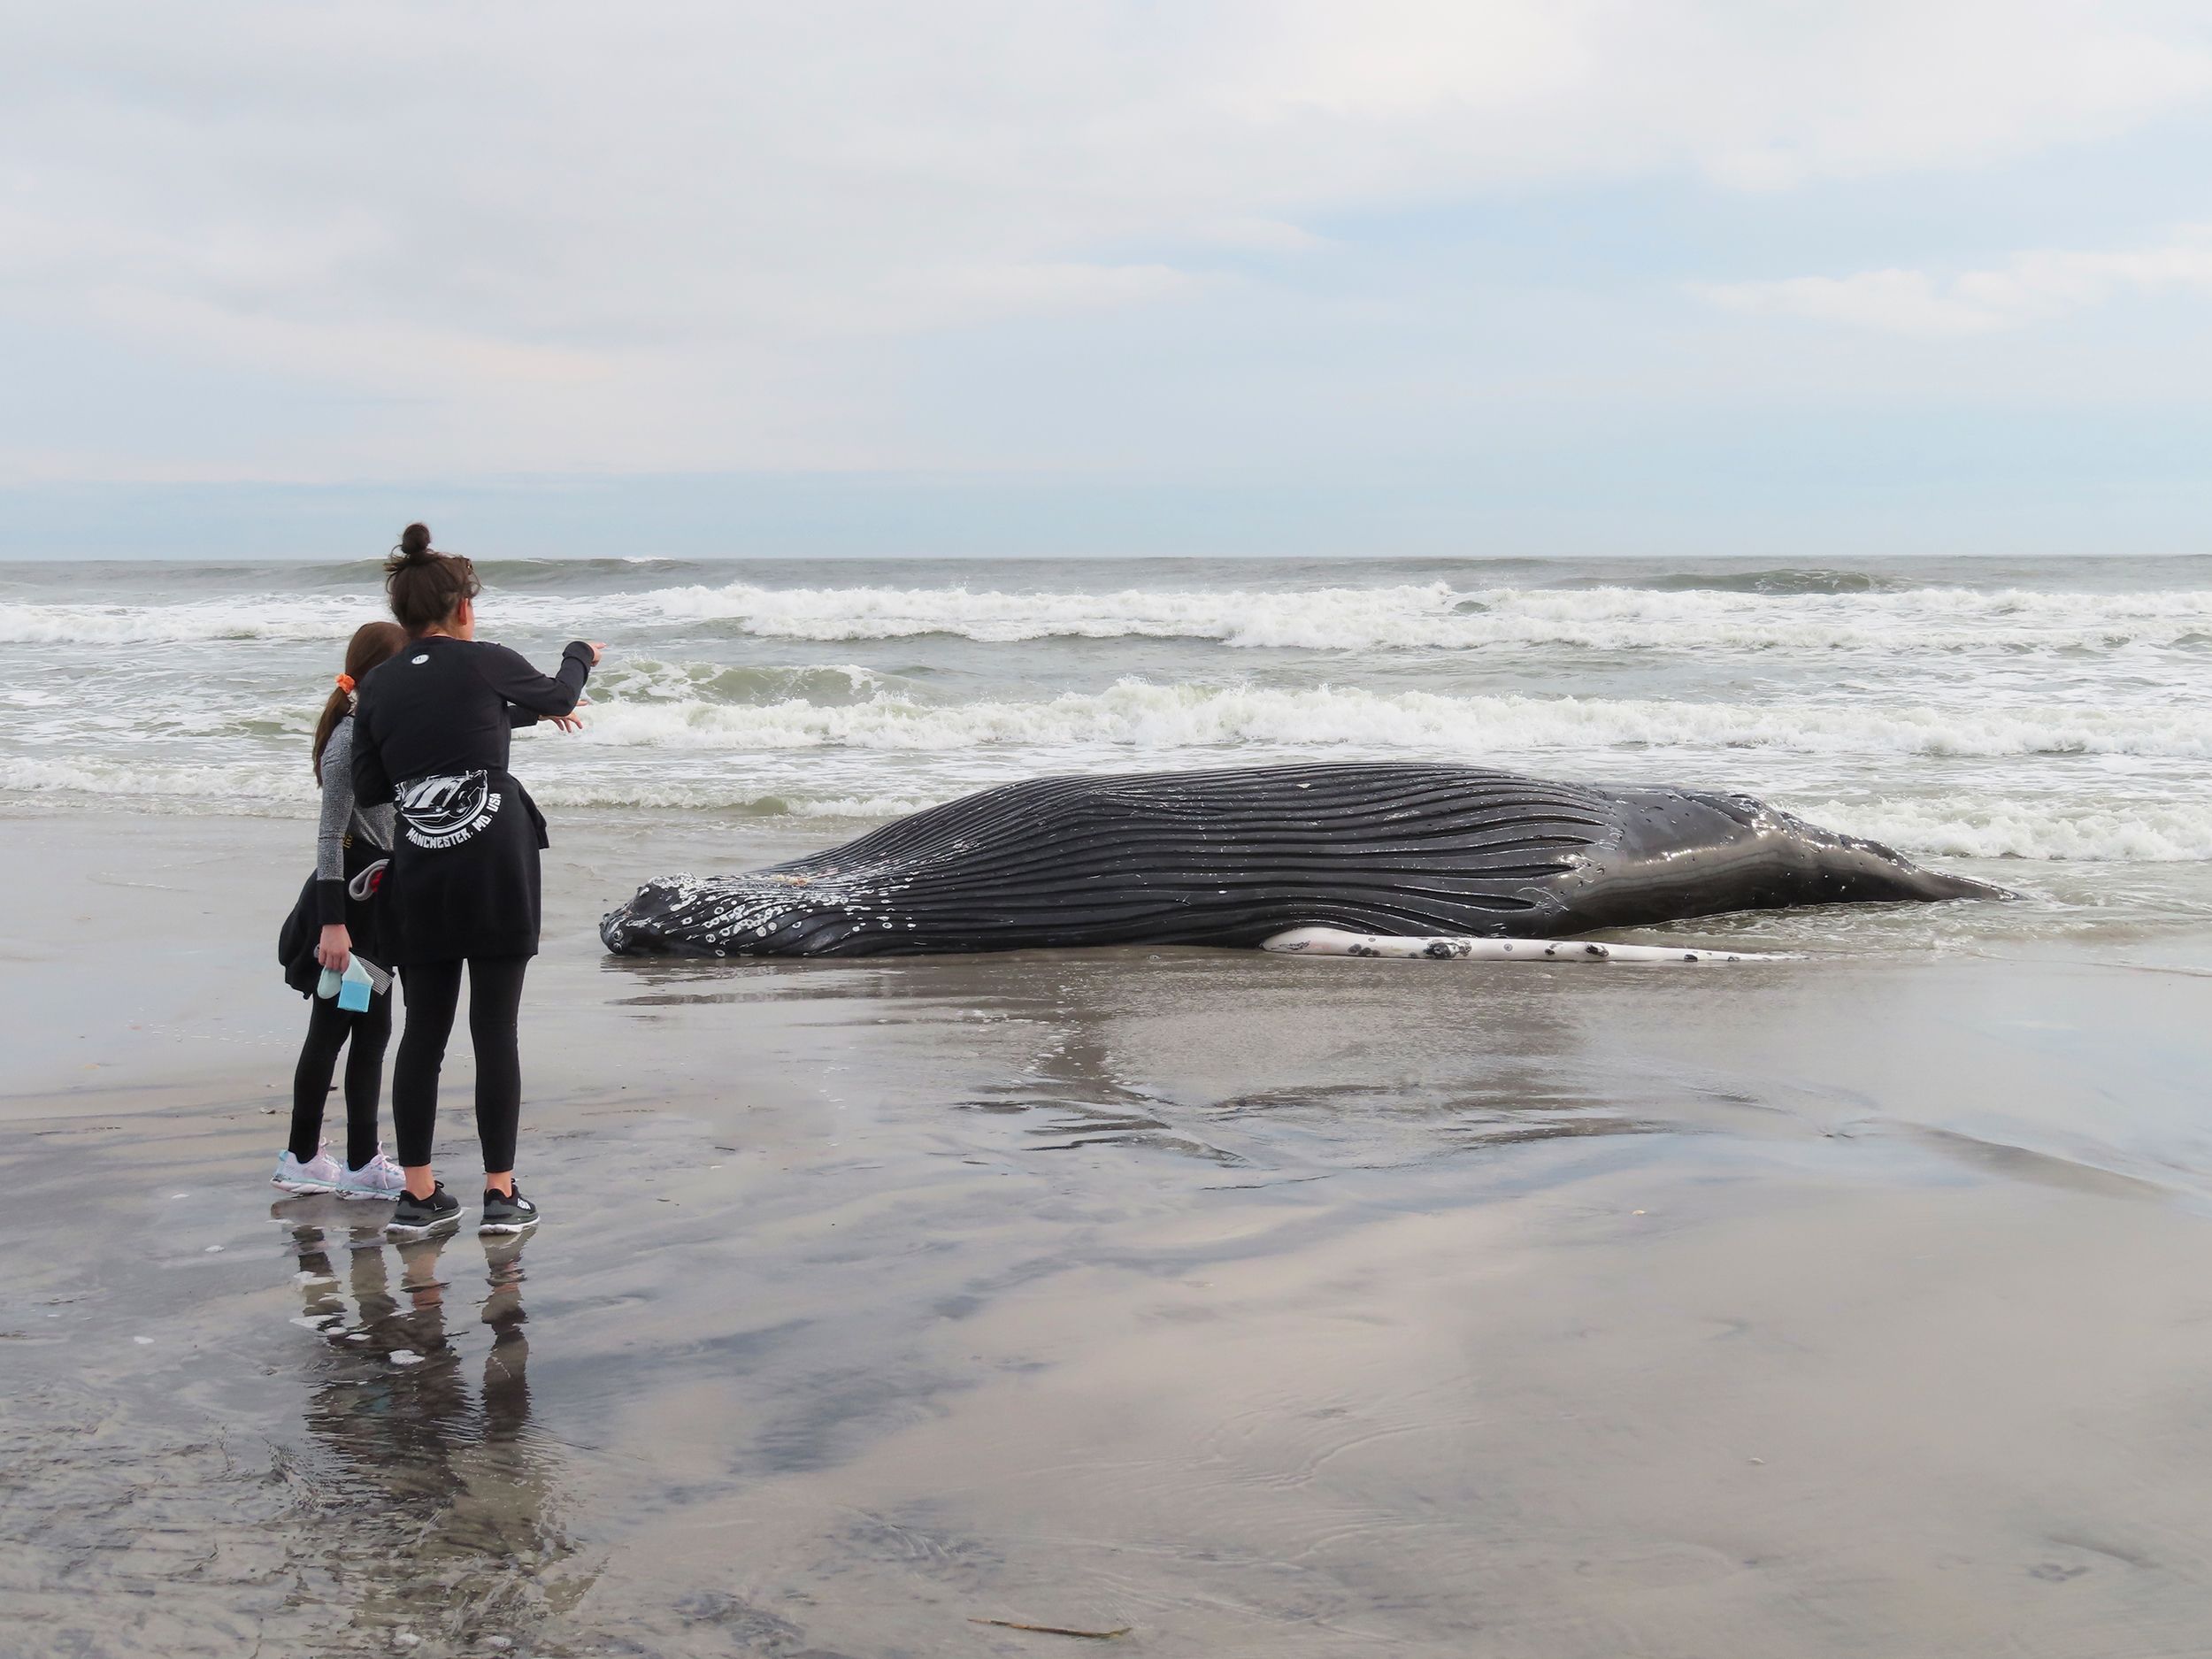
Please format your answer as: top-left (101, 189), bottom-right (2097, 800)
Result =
top-left (3, 2), bottom-right (2210, 479)
top-left (892, 263), bottom-right (1204, 326)
top-left (1693, 227), bottom-right (2212, 335)
top-left (1202, 219), bottom-right (1331, 253)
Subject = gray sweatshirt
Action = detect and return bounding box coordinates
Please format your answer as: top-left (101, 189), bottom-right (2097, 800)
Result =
top-left (315, 717), bottom-right (396, 925)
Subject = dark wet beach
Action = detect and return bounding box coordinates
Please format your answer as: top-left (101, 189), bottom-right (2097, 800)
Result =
top-left (8, 809), bottom-right (2212, 1656)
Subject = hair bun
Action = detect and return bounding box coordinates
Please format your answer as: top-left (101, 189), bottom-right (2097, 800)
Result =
top-left (392, 522), bottom-right (434, 565)
top-left (384, 527), bottom-right (480, 629)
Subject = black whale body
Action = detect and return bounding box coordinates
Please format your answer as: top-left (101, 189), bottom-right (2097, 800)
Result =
top-left (599, 762), bottom-right (2007, 958)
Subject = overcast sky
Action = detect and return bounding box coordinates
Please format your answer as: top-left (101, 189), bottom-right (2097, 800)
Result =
top-left (5, 1), bottom-right (2210, 557)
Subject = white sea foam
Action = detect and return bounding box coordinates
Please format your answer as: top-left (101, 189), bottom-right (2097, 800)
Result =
top-left (1791, 797), bottom-right (2212, 863)
top-left (9, 580), bottom-right (2212, 653)
top-left (590, 660), bottom-right (886, 704)
top-left (0, 756), bottom-right (314, 803)
top-left (9, 749), bottom-right (2211, 860)
top-left (610, 579), bottom-right (2212, 655)
top-left (0, 596), bottom-right (368, 644)
top-left (780, 794), bottom-right (945, 820)
top-left (608, 579), bottom-right (2212, 655)
top-left (567, 681), bottom-right (2212, 759)
top-left (10, 562), bottom-right (2208, 869)
top-left (0, 753), bottom-right (940, 821)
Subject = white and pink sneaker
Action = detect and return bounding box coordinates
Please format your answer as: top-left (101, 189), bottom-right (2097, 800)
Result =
top-left (272, 1148), bottom-right (343, 1194)
top-left (334, 1151), bottom-right (408, 1201)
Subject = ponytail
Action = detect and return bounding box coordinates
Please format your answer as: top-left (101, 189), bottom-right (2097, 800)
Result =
top-left (312, 621), bottom-right (409, 780)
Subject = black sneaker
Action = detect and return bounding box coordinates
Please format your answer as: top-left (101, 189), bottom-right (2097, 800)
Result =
top-left (387, 1182), bottom-right (462, 1237)
top-left (480, 1184), bottom-right (541, 1235)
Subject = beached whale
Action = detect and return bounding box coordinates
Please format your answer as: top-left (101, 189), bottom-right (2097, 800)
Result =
top-left (598, 761), bottom-right (2007, 958)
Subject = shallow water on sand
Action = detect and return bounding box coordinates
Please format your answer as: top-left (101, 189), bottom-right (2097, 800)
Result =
top-left (7, 812), bottom-right (2212, 1655)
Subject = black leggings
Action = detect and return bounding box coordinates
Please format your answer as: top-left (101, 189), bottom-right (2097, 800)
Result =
top-left (288, 993), bottom-right (394, 1169)
top-left (391, 956), bottom-right (531, 1172)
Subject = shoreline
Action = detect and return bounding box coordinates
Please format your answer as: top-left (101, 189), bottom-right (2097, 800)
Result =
top-left (6, 801), bottom-right (2212, 1655)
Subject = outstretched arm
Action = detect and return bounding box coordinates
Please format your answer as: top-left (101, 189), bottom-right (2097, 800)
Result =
top-left (473, 641), bottom-right (595, 718)
top-left (507, 700), bottom-right (588, 733)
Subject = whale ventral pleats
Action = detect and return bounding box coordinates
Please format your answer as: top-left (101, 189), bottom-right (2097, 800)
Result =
top-left (598, 761), bottom-right (2006, 960)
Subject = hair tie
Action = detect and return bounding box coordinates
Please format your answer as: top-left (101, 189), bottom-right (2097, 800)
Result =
top-left (334, 672), bottom-right (356, 694)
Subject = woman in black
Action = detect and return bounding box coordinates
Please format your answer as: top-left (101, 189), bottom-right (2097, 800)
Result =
top-left (352, 525), bottom-right (603, 1236)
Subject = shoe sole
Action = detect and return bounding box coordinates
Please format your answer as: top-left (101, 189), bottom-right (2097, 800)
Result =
top-left (386, 1213), bottom-right (462, 1237)
top-left (334, 1187), bottom-right (404, 1202)
top-left (479, 1216), bottom-right (540, 1234)
top-left (273, 1179), bottom-right (339, 1195)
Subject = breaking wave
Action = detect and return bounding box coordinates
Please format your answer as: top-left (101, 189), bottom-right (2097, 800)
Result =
top-left (8, 558), bottom-right (2209, 872)
top-left (567, 680), bottom-right (2212, 758)
top-left (10, 580), bottom-right (2212, 654)
top-left (1792, 797), bottom-right (2212, 864)
top-left (9, 751), bottom-right (2212, 860)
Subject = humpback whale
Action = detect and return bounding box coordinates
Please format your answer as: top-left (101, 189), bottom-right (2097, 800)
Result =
top-left (599, 762), bottom-right (2008, 959)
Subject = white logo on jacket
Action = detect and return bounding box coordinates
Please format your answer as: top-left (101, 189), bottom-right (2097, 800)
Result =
top-left (396, 771), bottom-right (502, 850)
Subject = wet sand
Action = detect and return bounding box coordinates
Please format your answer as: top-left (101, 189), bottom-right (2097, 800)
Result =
top-left (7, 806), bottom-right (2212, 1657)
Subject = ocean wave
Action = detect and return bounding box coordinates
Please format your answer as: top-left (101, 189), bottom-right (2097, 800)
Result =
top-left (0, 595), bottom-right (369, 644)
top-left (8, 749), bottom-right (2209, 860)
top-left (605, 580), bottom-right (2212, 653)
top-left (1557, 567), bottom-right (1917, 596)
top-left (0, 757), bottom-right (314, 803)
top-left (567, 681), bottom-right (2212, 758)
top-left (11, 580), bottom-right (2212, 653)
top-left (0, 754), bottom-right (937, 821)
top-left (1791, 796), bottom-right (2212, 863)
top-left (7, 752), bottom-right (2205, 861)
top-left (589, 660), bottom-right (889, 706)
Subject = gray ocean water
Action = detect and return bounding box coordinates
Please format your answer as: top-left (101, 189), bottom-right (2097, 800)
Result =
top-left (11, 557), bottom-right (2212, 1658)
top-left (6, 552), bottom-right (2212, 950)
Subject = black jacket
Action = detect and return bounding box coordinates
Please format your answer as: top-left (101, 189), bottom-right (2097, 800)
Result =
top-left (352, 636), bottom-right (592, 803)
top-left (351, 635), bottom-right (593, 964)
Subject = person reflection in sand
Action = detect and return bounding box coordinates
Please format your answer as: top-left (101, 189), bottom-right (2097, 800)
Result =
top-left (287, 1225), bottom-right (581, 1647)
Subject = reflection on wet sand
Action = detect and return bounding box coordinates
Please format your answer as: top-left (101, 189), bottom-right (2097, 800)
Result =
top-left (603, 946), bottom-right (1709, 1170)
top-left (12, 887), bottom-right (2212, 1656)
top-left (287, 1223), bottom-right (583, 1650)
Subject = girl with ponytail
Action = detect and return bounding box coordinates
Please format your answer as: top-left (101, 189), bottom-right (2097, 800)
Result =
top-left (273, 619), bottom-right (411, 1197)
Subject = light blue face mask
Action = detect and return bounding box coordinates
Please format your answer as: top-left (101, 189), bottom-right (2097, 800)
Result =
top-left (334, 957), bottom-right (374, 1011)
top-left (320, 954), bottom-right (389, 1009)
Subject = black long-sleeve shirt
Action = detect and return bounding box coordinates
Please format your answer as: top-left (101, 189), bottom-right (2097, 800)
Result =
top-left (352, 636), bottom-right (593, 807)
